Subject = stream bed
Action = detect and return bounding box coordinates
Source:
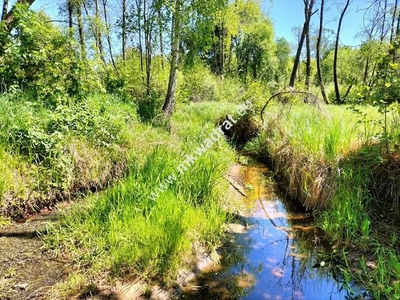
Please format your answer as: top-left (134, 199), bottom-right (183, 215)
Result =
top-left (183, 164), bottom-right (371, 300)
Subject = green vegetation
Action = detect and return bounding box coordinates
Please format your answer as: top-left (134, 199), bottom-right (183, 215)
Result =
top-left (245, 100), bottom-right (400, 297)
top-left (45, 100), bottom-right (237, 297)
top-left (1, 0), bottom-right (400, 298)
top-left (0, 94), bottom-right (133, 218)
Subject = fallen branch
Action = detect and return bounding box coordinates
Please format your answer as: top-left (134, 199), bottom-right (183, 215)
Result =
top-left (224, 175), bottom-right (248, 197)
top-left (260, 90), bottom-right (323, 123)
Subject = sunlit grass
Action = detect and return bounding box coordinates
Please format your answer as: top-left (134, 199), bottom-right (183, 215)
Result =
top-left (249, 101), bottom-right (400, 298)
top-left (45, 101), bottom-right (237, 294)
top-left (0, 94), bottom-right (141, 217)
top-left (260, 103), bottom-right (386, 162)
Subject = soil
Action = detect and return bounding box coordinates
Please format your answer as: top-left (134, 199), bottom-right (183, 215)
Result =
top-left (0, 209), bottom-right (68, 300)
top-left (0, 164), bottom-right (248, 300)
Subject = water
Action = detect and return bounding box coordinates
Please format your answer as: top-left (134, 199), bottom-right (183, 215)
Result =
top-left (183, 164), bottom-right (370, 300)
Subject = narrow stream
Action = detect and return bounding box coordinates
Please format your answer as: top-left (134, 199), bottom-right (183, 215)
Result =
top-left (183, 164), bottom-right (371, 300)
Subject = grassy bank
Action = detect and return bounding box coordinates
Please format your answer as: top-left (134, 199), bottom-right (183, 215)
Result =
top-left (42, 100), bottom-right (239, 298)
top-left (245, 101), bottom-right (400, 298)
top-left (0, 94), bottom-right (140, 221)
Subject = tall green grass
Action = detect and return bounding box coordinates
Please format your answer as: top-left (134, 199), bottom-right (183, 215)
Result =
top-left (45, 101), bottom-right (238, 296)
top-left (0, 94), bottom-right (138, 217)
top-left (247, 101), bottom-right (400, 298)
top-left (258, 103), bottom-right (384, 162)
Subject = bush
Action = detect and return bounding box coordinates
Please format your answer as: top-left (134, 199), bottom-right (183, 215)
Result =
top-left (0, 5), bottom-right (102, 106)
top-left (179, 64), bottom-right (218, 103)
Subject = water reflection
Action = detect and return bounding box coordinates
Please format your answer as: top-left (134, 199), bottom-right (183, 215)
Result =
top-left (183, 165), bottom-right (370, 300)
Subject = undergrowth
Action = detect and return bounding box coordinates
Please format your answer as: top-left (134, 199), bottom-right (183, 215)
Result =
top-left (0, 94), bottom-right (135, 217)
top-left (44, 101), bottom-right (237, 298)
top-left (245, 101), bottom-right (400, 298)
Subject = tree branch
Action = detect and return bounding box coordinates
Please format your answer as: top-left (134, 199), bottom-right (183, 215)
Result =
top-left (3, 0), bottom-right (36, 31)
top-left (260, 90), bottom-right (324, 123)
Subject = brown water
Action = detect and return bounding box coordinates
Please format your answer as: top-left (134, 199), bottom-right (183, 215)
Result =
top-left (183, 164), bottom-right (371, 300)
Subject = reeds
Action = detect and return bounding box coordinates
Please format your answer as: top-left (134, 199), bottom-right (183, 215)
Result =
top-left (248, 101), bottom-right (400, 298)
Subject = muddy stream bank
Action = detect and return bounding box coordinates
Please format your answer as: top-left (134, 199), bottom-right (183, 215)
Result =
top-left (0, 163), bottom-right (373, 300)
top-left (182, 163), bottom-right (372, 300)
top-left (0, 209), bottom-right (68, 300)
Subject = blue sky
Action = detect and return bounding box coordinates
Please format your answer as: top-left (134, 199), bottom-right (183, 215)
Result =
top-left (28, 0), bottom-right (366, 47)
top-left (265, 0), bottom-right (365, 46)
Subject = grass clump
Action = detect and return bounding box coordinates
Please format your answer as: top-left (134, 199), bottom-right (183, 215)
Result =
top-left (0, 94), bottom-right (136, 218)
top-left (45, 101), bottom-right (237, 295)
top-left (246, 102), bottom-right (387, 209)
top-left (246, 101), bottom-right (400, 298)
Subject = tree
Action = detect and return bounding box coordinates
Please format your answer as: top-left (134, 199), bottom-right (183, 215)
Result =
top-left (162, 0), bottom-right (226, 116)
top-left (162, 0), bottom-right (181, 115)
top-left (76, 0), bottom-right (86, 59)
top-left (2, 0), bottom-right (36, 30)
top-left (236, 19), bottom-right (276, 82)
top-left (101, 0), bottom-right (117, 70)
top-left (333, 0), bottom-right (351, 104)
top-left (390, 0), bottom-right (399, 44)
top-left (316, 0), bottom-right (329, 103)
top-left (1, 0), bottom-right (8, 21)
top-left (0, 6), bottom-right (99, 102)
top-left (122, 0), bottom-right (127, 60)
top-left (94, 0), bottom-right (105, 64)
top-left (289, 0), bottom-right (316, 88)
top-left (274, 37), bottom-right (291, 86)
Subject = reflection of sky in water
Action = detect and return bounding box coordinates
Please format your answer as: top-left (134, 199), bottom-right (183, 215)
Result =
top-left (220, 166), bottom-right (367, 300)
top-left (234, 198), bottom-right (345, 299)
top-left (184, 166), bottom-right (370, 300)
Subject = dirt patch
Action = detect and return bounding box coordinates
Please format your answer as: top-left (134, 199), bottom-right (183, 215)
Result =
top-left (0, 209), bottom-right (68, 300)
top-left (0, 164), bottom-right (254, 300)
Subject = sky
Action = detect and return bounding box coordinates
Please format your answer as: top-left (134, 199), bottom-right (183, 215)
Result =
top-left (265, 0), bottom-right (366, 47)
top-left (24, 0), bottom-right (366, 48)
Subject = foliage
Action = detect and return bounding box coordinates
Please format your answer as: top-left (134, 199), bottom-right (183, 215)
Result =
top-left (0, 94), bottom-right (133, 217)
top-left (104, 51), bottom-right (168, 122)
top-left (319, 47), bottom-right (360, 98)
top-left (179, 63), bottom-right (218, 103)
top-left (0, 5), bottom-right (102, 105)
top-left (45, 101), bottom-right (236, 287)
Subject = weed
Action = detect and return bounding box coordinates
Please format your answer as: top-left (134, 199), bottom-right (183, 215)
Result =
top-left (44, 101), bottom-right (237, 291)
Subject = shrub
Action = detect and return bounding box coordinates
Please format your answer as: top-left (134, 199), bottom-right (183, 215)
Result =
top-left (0, 5), bottom-right (102, 106)
top-left (179, 64), bottom-right (218, 103)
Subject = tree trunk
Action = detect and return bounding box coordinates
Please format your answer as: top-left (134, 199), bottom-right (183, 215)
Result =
top-left (162, 0), bottom-right (181, 116)
top-left (289, 25), bottom-right (305, 88)
top-left (289, 0), bottom-right (315, 88)
top-left (95, 0), bottom-right (105, 64)
top-left (122, 0), bottom-right (127, 60)
top-left (1, 0), bottom-right (8, 21)
top-left (333, 0), bottom-right (350, 104)
top-left (102, 0), bottom-right (117, 71)
top-left (143, 0), bottom-right (152, 96)
top-left (3, 0), bottom-right (35, 30)
top-left (157, 7), bottom-right (164, 70)
top-left (76, 3), bottom-right (86, 60)
top-left (136, 0), bottom-right (145, 82)
top-left (390, 0), bottom-right (398, 62)
top-left (363, 57), bottom-right (369, 83)
top-left (67, 0), bottom-right (73, 30)
top-left (305, 21), bottom-right (311, 90)
top-left (305, 0), bottom-right (316, 91)
top-left (219, 23), bottom-right (225, 75)
top-left (390, 0), bottom-right (397, 43)
top-left (381, 0), bottom-right (388, 42)
top-left (316, 0), bottom-right (329, 104)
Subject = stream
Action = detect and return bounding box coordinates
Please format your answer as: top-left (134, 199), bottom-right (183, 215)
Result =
top-left (183, 164), bottom-right (372, 300)
top-left (0, 164), bottom-right (374, 299)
